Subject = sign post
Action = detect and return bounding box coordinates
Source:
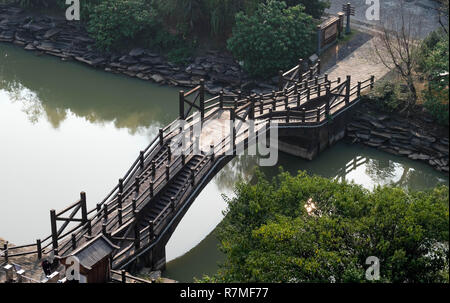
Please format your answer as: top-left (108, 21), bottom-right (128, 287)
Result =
top-left (342, 2), bottom-right (355, 34)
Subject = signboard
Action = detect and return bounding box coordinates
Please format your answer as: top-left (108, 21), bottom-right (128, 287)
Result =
top-left (320, 16), bottom-right (340, 48)
top-left (324, 23), bottom-right (338, 42)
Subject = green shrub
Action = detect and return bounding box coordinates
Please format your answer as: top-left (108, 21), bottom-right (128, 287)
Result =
top-left (284, 0), bottom-right (330, 18)
top-left (87, 0), bottom-right (158, 51)
top-left (227, 0), bottom-right (316, 78)
top-left (419, 30), bottom-right (449, 125)
top-left (201, 170), bottom-right (449, 283)
top-left (367, 81), bottom-right (404, 112)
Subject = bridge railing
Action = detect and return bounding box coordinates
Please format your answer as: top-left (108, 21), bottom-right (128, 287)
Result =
top-left (110, 269), bottom-right (153, 283)
top-left (279, 59), bottom-right (321, 91)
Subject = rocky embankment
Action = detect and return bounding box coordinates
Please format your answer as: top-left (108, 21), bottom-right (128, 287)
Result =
top-left (0, 5), bottom-right (276, 95)
top-left (347, 104), bottom-right (449, 173)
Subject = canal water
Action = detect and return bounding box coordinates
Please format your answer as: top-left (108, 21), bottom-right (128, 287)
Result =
top-left (0, 43), bottom-right (448, 282)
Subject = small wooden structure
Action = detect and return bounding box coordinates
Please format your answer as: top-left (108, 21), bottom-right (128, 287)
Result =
top-left (59, 234), bottom-right (118, 283)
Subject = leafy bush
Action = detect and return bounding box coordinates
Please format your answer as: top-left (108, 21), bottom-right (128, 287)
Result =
top-left (419, 30), bottom-right (449, 125)
top-left (227, 0), bottom-right (316, 78)
top-left (366, 81), bottom-right (404, 112)
top-left (284, 0), bottom-right (330, 18)
top-left (87, 0), bottom-right (158, 51)
top-left (202, 170), bottom-right (449, 283)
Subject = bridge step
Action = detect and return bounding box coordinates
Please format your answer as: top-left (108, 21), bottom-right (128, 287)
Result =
top-left (136, 154), bottom-right (204, 230)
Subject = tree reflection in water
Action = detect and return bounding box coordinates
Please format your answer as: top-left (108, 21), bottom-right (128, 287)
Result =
top-left (0, 44), bottom-right (178, 134)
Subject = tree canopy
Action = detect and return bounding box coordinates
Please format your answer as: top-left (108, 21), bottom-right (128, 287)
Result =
top-left (201, 170), bottom-right (449, 283)
top-left (227, 0), bottom-right (316, 78)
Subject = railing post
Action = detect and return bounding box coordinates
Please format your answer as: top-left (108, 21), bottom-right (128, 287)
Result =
top-left (50, 209), bottom-right (58, 251)
top-left (324, 73), bottom-right (328, 83)
top-left (302, 108), bottom-right (306, 123)
top-left (118, 178), bottom-right (124, 194)
top-left (179, 90), bottom-right (185, 119)
top-left (36, 239), bottom-right (42, 260)
top-left (309, 67), bottom-right (314, 80)
top-left (296, 89), bottom-right (301, 108)
top-left (278, 70), bottom-right (283, 91)
top-left (210, 144), bottom-right (215, 161)
top-left (315, 76), bottom-right (319, 86)
top-left (117, 193), bottom-right (122, 210)
top-left (134, 227), bottom-right (140, 250)
top-left (298, 59), bottom-right (303, 82)
top-left (316, 107), bottom-right (321, 122)
top-left (318, 83), bottom-right (322, 97)
top-left (87, 220), bottom-right (92, 236)
top-left (3, 242), bottom-right (8, 263)
top-left (118, 208), bottom-right (123, 226)
top-left (346, 75), bottom-right (351, 105)
top-left (249, 96), bottom-right (255, 120)
top-left (370, 75), bottom-right (375, 89)
top-left (307, 88), bottom-right (311, 102)
top-left (325, 85), bottom-right (331, 116)
top-left (71, 233), bottom-right (76, 250)
top-left (139, 151), bottom-right (145, 169)
top-left (150, 181), bottom-right (154, 198)
top-left (232, 123), bottom-right (236, 155)
top-left (357, 81), bottom-right (362, 98)
top-left (190, 168), bottom-right (195, 186)
top-left (286, 107), bottom-right (290, 123)
top-left (132, 198), bottom-right (137, 213)
top-left (181, 154), bottom-right (186, 166)
top-left (151, 160), bottom-right (156, 179)
top-left (317, 59), bottom-right (321, 75)
top-left (271, 91), bottom-right (276, 110)
top-left (103, 203), bottom-right (108, 222)
top-left (170, 197), bottom-right (175, 213)
top-left (148, 221), bottom-right (154, 241)
top-left (284, 89), bottom-right (288, 109)
top-left (259, 97), bottom-right (264, 115)
top-left (121, 269), bottom-right (126, 283)
top-left (200, 79), bottom-right (205, 120)
top-left (159, 128), bottom-right (164, 146)
top-left (80, 192), bottom-right (88, 225)
top-left (219, 90), bottom-right (224, 109)
top-left (165, 165), bottom-right (170, 181)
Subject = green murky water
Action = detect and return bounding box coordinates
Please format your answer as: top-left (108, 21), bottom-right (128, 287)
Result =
top-left (0, 43), bottom-right (448, 282)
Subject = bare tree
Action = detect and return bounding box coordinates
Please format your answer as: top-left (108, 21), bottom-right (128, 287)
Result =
top-left (374, 0), bottom-right (423, 113)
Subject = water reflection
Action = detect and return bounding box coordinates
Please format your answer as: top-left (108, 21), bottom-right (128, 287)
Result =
top-left (0, 43), bottom-right (177, 133)
top-left (213, 143), bottom-right (448, 193)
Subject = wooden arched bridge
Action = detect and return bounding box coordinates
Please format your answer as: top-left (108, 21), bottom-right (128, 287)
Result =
top-left (1, 59), bottom-right (374, 278)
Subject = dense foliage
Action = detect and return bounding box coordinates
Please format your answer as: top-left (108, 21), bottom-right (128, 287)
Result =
top-left (202, 170), bottom-right (449, 282)
top-left (227, 0), bottom-right (316, 77)
top-left (9, 0), bottom-right (326, 74)
top-left (418, 30), bottom-right (449, 125)
top-left (284, 0), bottom-right (329, 18)
top-left (86, 0), bottom-right (158, 51)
